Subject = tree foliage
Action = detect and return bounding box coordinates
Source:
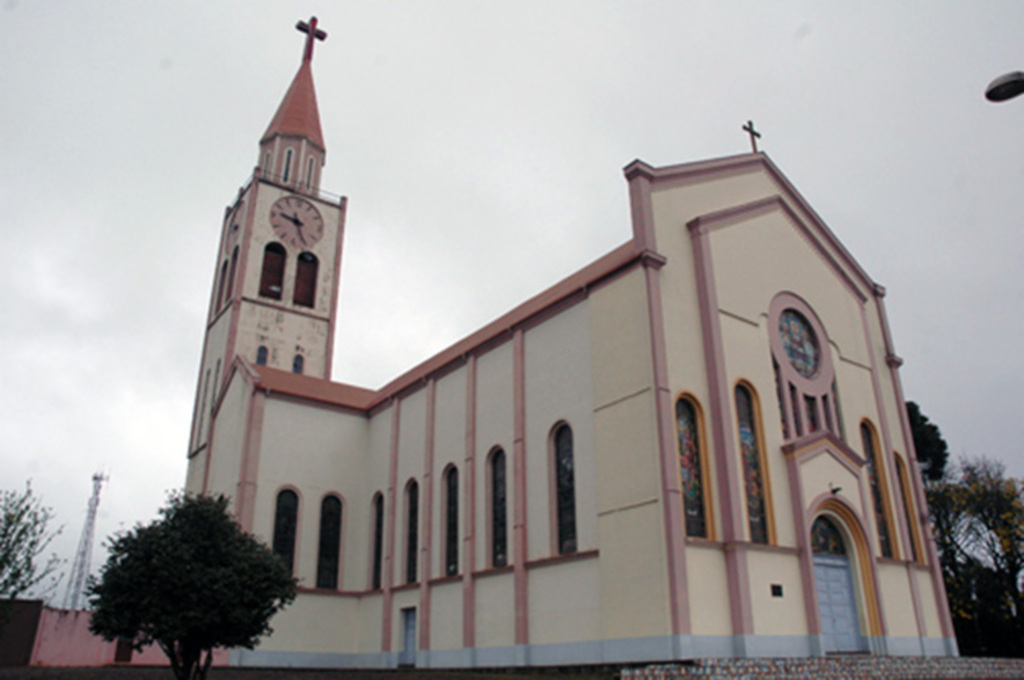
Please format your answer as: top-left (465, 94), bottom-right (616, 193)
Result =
top-left (907, 400), bottom-right (950, 482)
top-left (89, 494), bottom-right (296, 680)
top-left (0, 482), bottom-right (61, 630)
top-left (928, 458), bottom-right (1024, 656)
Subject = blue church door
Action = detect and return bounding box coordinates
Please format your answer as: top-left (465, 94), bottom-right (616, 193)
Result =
top-left (399, 608), bottom-right (417, 666)
top-left (811, 516), bottom-right (867, 653)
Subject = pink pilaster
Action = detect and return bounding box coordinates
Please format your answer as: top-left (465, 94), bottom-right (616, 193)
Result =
top-left (512, 329), bottom-right (529, 645)
top-left (234, 387), bottom-right (266, 532)
top-left (324, 196), bottom-right (347, 378)
top-left (382, 401), bottom-right (402, 652)
top-left (463, 356), bottom-right (478, 648)
top-left (419, 381), bottom-right (437, 650)
top-left (688, 217), bottom-right (754, 637)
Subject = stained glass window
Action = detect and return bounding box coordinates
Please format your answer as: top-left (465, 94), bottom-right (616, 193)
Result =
top-left (445, 467), bottom-right (459, 576)
top-left (779, 309), bottom-right (819, 378)
top-left (810, 516), bottom-right (846, 555)
top-left (273, 489), bottom-right (298, 576)
top-left (736, 385), bottom-right (769, 544)
top-left (316, 495), bottom-right (342, 589)
top-left (805, 395), bottom-right (819, 432)
top-left (491, 449), bottom-right (507, 567)
top-left (861, 423), bottom-right (893, 558)
top-left (371, 493), bottom-right (384, 589)
top-left (554, 424), bottom-right (577, 554)
top-left (676, 398), bottom-right (707, 538)
top-left (406, 481), bottom-right (419, 583)
top-left (895, 457), bottom-right (920, 562)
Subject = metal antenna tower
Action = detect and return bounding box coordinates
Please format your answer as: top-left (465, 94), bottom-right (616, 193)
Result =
top-left (63, 472), bottom-right (107, 611)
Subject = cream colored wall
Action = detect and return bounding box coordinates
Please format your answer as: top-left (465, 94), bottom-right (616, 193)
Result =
top-left (528, 559), bottom-right (601, 644)
top-left (252, 398), bottom-right (368, 591)
top-left (258, 595), bottom-right (361, 653)
top-left (431, 366), bottom-right (467, 578)
top-left (914, 565), bottom-right (942, 638)
top-left (876, 562), bottom-right (918, 638)
top-left (360, 404), bottom-right (394, 590)
top-left (524, 301), bottom-right (597, 560)
top-left (747, 550), bottom-right (807, 636)
top-left (202, 374), bottom-right (251, 504)
top-left (473, 341), bottom-right (515, 570)
top-left (799, 452), bottom-right (864, 520)
top-left (394, 389), bottom-right (428, 585)
top-left (685, 546), bottom-right (732, 635)
top-left (192, 314), bottom-right (232, 449)
top-left (588, 268), bottom-right (672, 638)
top-left (474, 572), bottom-right (515, 648)
top-left (234, 306), bottom-right (330, 378)
top-left (429, 580), bottom-right (464, 650)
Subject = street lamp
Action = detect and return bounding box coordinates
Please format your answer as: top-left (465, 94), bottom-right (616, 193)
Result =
top-left (985, 71), bottom-right (1024, 102)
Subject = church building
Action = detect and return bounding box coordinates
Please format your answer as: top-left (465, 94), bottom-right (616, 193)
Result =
top-left (185, 18), bottom-right (958, 668)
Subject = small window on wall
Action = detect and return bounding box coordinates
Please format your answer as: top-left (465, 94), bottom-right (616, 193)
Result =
top-left (444, 467), bottom-right (459, 576)
top-left (861, 421), bottom-right (894, 558)
top-left (225, 246), bottom-right (239, 301)
top-left (305, 156), bottom-right (315, 190)
top-left (293, 252), bottom-right (318, 308)
top-left (676, 396), bottom-right (709, 538)
top-left (259, 243), bottom-right (286, 299)
top-left (736, 384), bottom-right (770, 544)
top-left (216, 260), bottom-right (228, 310)
top-left (282, 148), bottom-right (293, 183)
top-left (371, 493), bottom-right (384, 590)
top-left (273, 489), bottom-right (299, 576)
top-left (292, 355), bottom-right (304, 375)
top-left (405, 480), bottom-right (419, 583)
top-left (316, 495), bottom-right (342, 589)
top-left (256, 346), bottom-right (268, 366)
top-left (490, 448), bottom-right (507, 567)
top-left (553, 424), bottom-right (577, 555)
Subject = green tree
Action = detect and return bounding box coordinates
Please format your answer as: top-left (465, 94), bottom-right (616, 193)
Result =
top-left (928, 458), bottom-right (1024, 656)
top-left (907, 400), bottom-right (950, 482)
top-left (0, 482), bottom-right (61, 631)
top-left (89, 494), bottom-right (296, 680)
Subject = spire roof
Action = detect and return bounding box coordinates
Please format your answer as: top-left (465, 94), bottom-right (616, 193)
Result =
top-left (261, 60), bottom-right (325, 150)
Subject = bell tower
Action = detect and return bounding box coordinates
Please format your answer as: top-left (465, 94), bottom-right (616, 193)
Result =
top-left (187, 17), bottom-right (346, 459)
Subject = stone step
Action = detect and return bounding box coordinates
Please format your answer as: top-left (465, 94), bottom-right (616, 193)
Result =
top-left (621, 657), bottom-right (1024, 680)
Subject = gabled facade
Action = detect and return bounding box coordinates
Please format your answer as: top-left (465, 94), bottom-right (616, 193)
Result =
top-left (185, 18), bottom-right (957, 669)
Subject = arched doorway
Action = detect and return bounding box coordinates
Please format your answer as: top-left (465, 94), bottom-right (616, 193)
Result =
top-left (811, 515), bottom-right (867, 652)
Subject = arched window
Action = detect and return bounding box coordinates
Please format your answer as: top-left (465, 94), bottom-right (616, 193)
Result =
top-left (811, 515), bottom-right (846, 555)
top-left (225, 246), bottom-right (239, 301)
top-left (196, 368), bottom-right (210, 444)
top-left (259, 243), bottom-right (286, 299)
top-left (216, 260), bottom-right (228, 310)
top-left (293, 252), bottom-right (318, 308)
top-left (444, 467), bottom-right (459, 576)
top-left (490, 448), bottom-right (507, 567)
top-left (273, 489), bottom-right (299, 576)
top-left (861, 422), bottom-right (894, 558)
top-left (405, 480), bottom-right (419, 583)
top-left (292, 354), bottom-right (304, 375)
top-left (316, 495), bottom-right (342, 589)
top-left (553, 424), bottom-right (577, 555)
top-left (256, 346), bottom-right (268, 366)
top-left (371, 493), bottom-right (384, 590)
top-left (282, 148), bottom-right (293, 183)
top-left (736, 384), bottom-right (770, 544)
top-left (210, 359), bottom-right (221, 415)
top-left (305, 156), bottom-right (315, 190)
top-left (895, 456), bottom-right (921, 562)
top-left (676, 396), bottom-right (711, 538)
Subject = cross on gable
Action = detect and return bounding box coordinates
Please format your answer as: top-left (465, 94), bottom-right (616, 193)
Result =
top-left (297, 16), bottom-right (328, 63)
top-left (742, 120), bottom-right (762, 153)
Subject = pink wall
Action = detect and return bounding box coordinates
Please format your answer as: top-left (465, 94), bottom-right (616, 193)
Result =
top-left (30, 607), bottom-right (226, 668)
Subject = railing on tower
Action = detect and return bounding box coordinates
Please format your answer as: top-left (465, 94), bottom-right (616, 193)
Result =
top-left (249, 167), bottom-right (344, 205)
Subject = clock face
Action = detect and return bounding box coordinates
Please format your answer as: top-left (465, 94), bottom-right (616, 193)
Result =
top-left (269, 195), bottom-right (325, 249)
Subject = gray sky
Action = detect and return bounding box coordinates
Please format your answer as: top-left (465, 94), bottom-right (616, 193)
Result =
top-left (2, 1), bottom-right (1023, 596)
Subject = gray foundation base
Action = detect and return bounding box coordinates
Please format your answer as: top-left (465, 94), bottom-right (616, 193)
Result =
top-left (230, 632), bottom-right (957, 669)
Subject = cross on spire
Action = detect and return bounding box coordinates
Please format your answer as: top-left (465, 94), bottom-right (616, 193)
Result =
top-left (296, 16), bottom-right (327, 63)
top-left (742, 120), bottom-right (762, 153)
